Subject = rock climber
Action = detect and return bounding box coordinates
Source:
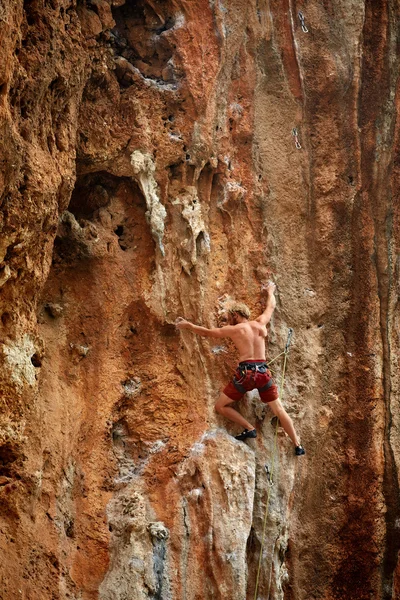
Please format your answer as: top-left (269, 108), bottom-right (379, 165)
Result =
top-left (175, 282), bottom-right (305, 455)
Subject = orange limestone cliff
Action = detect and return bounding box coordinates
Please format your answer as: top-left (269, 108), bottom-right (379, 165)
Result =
top-left (0, 1), bottom-right (399, 599)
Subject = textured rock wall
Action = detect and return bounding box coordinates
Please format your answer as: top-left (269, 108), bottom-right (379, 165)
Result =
top-left (0, 1), bottom-right (399, 599)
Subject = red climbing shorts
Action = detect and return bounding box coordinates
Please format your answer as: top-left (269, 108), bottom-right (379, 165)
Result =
top-left (223, 360), bottom-right (279, 403)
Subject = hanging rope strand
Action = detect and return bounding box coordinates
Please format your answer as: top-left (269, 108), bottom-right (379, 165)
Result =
top-left (253, 330), bottom-right (292, 600)
top-left (266, 350), bottom-right (286, 365)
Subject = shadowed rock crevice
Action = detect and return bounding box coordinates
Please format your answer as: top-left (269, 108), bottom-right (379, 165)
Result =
top-left (0, 443), bottom-right (19, 478)
top-left (111, 0), bottom-right (181, 89)
top-left (68, 172), bottom-right (115, 219)
top-left (52, 173), bottom-right (150, 264)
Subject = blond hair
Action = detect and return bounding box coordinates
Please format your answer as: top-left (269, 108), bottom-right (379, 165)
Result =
top-left (228, 302), bottom-right (250, 319)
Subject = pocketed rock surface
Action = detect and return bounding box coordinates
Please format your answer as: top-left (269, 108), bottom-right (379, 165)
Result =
top-left (0, 1), bottom-right (399, 599)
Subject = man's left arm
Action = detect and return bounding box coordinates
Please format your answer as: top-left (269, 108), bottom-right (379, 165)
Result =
top-left (175, 317), bottom-right (234, 338)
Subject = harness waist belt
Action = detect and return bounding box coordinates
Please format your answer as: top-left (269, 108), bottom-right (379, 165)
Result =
top-left (239, 361), bottom-right (267, 367)
top-left (239, 361), bottom-right (268, 373)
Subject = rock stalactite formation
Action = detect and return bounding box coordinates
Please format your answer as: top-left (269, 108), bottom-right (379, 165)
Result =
top-left (0, 1), bottom-right (399, 599)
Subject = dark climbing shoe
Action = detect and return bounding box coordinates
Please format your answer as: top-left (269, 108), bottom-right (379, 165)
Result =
top-left (295, 445), bottom-right (305, 456)
top-left (235, 429), bottom-right (257, 441)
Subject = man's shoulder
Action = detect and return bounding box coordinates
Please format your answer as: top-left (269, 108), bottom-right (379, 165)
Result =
top-left (249, 319), bottom-right (267, 332)
top-left (248, 319), bottom-right (264, 327)
top-left (225, 322), bottom-right (247, 335)
top-left (231, 321), bottom-right (256, 333)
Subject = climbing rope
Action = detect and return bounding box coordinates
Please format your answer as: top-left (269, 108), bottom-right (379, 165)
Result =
top-left (264, 350), bottom-right (284, 376)
top-left (253, 328), bottom-right (293, 600)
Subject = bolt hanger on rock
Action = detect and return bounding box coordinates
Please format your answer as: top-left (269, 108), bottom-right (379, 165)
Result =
top-left (292, 127), bottom-right (302, 150)
top-left (298, 11), bottom-right (309, 33)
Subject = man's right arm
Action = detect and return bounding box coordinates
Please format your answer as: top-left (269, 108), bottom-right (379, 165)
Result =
top-left (255, 282), bottom-right (276, 325)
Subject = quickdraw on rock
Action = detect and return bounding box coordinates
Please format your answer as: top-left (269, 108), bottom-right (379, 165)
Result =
top-left (298, 11), bottom-right (309, 33)
top-left (285, 328), bottom-right (294, 352)
top-left (264, 464), bottom-right (272, 485)
top-left (292, 128), bottom-right (302, 150)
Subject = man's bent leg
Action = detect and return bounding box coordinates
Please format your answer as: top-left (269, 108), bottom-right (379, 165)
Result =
top-left (268, 399), bottom-right (300, 446)
top-left (215, 392), bottom-right (255, 431)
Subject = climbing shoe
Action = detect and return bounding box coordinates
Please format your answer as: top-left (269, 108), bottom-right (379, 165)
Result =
top-left (235, 429), bottom-right (257, 441)
top-left (295, 445), bottom-right (305, 456)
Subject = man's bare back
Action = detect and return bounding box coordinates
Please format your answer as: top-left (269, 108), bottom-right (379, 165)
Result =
top-left (225, 320), bottom-right (268, 362)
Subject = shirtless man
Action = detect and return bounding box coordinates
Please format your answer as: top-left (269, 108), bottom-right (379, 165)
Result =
top-left (175, 282), bottom-right (305, 455)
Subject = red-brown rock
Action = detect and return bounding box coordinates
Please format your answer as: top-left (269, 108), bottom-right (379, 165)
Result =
top-left (0, 1), bottom-right (399, 599)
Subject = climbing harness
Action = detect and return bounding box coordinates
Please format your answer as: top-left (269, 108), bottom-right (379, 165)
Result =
top-left (298, 11), bottom-right (309, 33)
top-left (253, 328), bottom-right (294, 600)
top-left (292, 127), bottom-right (302, 150)
top-left (233, 361), bottom-right (272, 396)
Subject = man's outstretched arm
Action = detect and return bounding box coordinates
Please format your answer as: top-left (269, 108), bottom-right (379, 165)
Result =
top-left (175, 317), bottom-right (235, 338)
top-left (255, 281), bottom-right (276, 325)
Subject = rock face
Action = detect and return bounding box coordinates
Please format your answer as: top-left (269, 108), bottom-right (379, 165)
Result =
top-left (0, 1), bottom-right (399, 599)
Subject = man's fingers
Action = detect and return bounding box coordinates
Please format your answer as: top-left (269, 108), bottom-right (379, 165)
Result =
top-left (261, 281), bottom-right (276, 291)
top-left (175, 317), bottom-right (187, 329)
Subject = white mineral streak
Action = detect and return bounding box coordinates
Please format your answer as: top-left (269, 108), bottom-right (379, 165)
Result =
top-left (100, 485), bottom-right (171, 600)
top-left (221, 180), bottom-right (246, 207)
top-left (179, 186), bottom-right (210, 270)
top-left (130, 150), bottom-right (167, 255)
top-left (60, 210), bottom-right (82, 236)
top-left (173, 430), bottom-right (256, 599)
top-left (100, 431), bottom-right (255, 599)
top-left (0, 264), bottom-right (12, 287)
top-left (2, 334), bottom-right (37, 389)
top-left (169, 12), bottom-right (185, 31)
top-left (148, 521), bottom-right (169, 540)
top-left (252, 436), bottom-right (297, 600)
